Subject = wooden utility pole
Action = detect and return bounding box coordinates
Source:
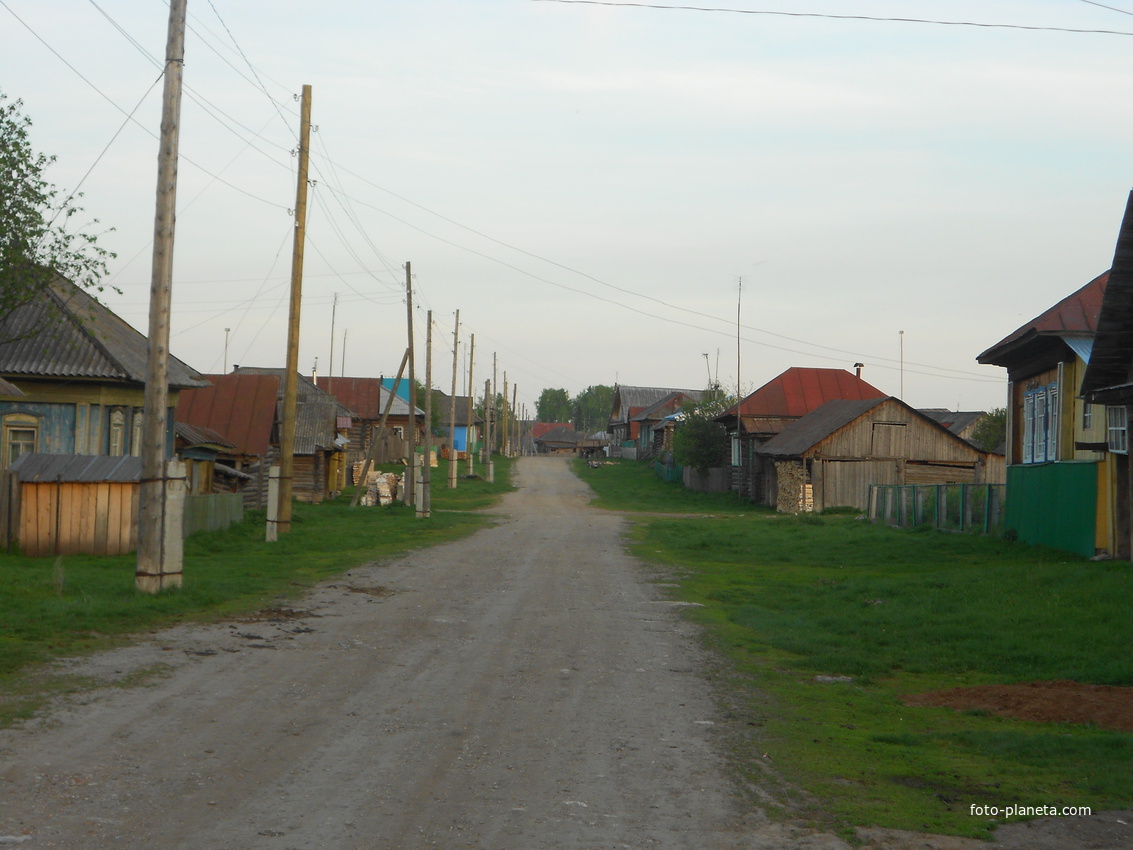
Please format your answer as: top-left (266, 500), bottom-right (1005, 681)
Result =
top-left (136, 0), bottom-right (188, 593)
top-left (448, 310), bottom-right (460, 489)
top-left (404, 262), bottom-right (416, 506)
top-left (420, 310), bottom-right (433, 518)
top-left (327, 292), bottom-right (337, 392)
top-left (511, 383), bottom-right (518, 458)
top-left (273, 84), bottom-right (312, 539)
top-left (466, 333), bottom-right (475, 478)
top-left (483, 378), bottom-right (492, 481)
top-left (488, 353), bottom-right (497, 483)
top-left (502, 372), bottom-right (509, 459)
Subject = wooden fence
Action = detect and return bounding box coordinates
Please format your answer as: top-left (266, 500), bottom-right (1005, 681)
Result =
top-left (1, 475), bottom-right (244, 557)
top-left (868, 483), bottom-right (1005, 535)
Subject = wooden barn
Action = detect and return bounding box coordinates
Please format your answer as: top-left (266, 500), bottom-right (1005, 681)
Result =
top-left (715, 367), bottom-right (888, 499)
top-left (755, 397), bottom-right (994, 513)
top-left (316, 376), bottom-right (424, 469)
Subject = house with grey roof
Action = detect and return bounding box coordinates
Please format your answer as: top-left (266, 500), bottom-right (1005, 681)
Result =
top-left (0, 274), bottom-right (205, 468)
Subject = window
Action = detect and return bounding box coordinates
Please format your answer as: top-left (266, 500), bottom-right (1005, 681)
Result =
top-left (109, 409), bottom-right (126, 456)
top-left (1108, 406), bottom-right (1128, 454)
top-left (1083, 402), bottom-right (1093, 431)
top-left (730, 434), bottom-right (741, 466)
top-left (1022, 383), bottom-right (1058, 463)
top-left (2, 414), bottom-right (39, 467)
top-left (131, 411), bottom-right (143, 457)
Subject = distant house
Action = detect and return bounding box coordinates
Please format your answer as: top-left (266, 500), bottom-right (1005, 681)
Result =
top-left (715, 367), bottom-right (887, 501)
top-left (430, 389), bottom-right (482, 456)
top-left (632, 391), bottom-right (698, 458)
top-left (0, 274), bottom-right (205, 466)
top-left (977, 269), bottom-right (1112, 558)
top-left (534, 426), bottom-right (580, 455)
top-left (756, 397), bottom-right (994, 513)
top-left (315, 376), bottom-right (425, 469)
top-left (608, 385), bottom-right (703, 456)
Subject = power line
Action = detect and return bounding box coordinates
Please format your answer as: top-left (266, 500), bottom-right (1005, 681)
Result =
top-left (528, 0), bottom-right (1133, 36)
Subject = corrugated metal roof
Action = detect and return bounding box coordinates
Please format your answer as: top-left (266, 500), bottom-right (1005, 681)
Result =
top-left (611, 386), bottom-right (703, 424)
top-left (0, 274), bottom-right (205, 388)
top-left (738, 415), bottom-right (793, 436)
top-left (978, 271), bottom-right (1108, 366)
top-left (315, 376), bottom-right (424, 419)
top-left (920, 410), bottom-right (985, 437)
top-left (532, 422), bottom-right (572, 439)
top-left (535, 426), bottom-right (579, 445)
top-left (9, 452), bottom-right (142, 482)
top-left (176, 373), bottom-right (280, 457)
top-left (175, 421), bottom-right (235, 449)
top-left (431, 390), bottom-right (481, 426)
top-left (725, 368), bottom-right (886, 419)
top-left (631, 391), bottom-right (696, 422)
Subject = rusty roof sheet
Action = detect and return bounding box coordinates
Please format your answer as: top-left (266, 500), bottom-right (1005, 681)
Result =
top-left (0, 274), bottom-right (205, 388)
top-left (176, 373), bottom-right (280, 457)
top-left (315, 376), bottom-right (423, 419)
top-left (978, 271), bottom-right (1108, 366)
top-left (9, 452), bottom-right (142, 482)
top-left (611, 386), bottom-right (703, 424)
top-left (725, 368), bottom-right (887, 420)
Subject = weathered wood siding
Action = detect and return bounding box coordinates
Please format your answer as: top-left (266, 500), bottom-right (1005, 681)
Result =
top-left (816, 399), bottom-right (984, 464)
top-left (16, 479), bottom-right (138, 556)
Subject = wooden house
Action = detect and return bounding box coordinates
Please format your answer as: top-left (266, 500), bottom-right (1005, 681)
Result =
top-left (534, 426), bottom-right (580, 455)
top-left (715, 367), bottom-right (888, 500)
top-left (1079, 190), bottom-right (1133, 559)
top-left (756, 397), bottom-right (993, 513)
top-left (176, 372), bottom-right (280, 508)
top-left (0, 274), bottom-right (206, 466)
top-left (315, 376), bottom-right (424, 469)
top-left (632, 391), bottom-right (698, 458)
top-left (608, 385), bottom-right (703, 457)
top-left (977, 269), bottom-right (1113, 558)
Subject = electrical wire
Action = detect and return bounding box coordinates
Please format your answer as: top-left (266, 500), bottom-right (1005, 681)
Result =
top-left (528, 0), bottom-right (1133, 37)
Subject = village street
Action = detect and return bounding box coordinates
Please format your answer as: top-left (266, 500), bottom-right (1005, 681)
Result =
top-left (0, 457), bottom-right (849, 850)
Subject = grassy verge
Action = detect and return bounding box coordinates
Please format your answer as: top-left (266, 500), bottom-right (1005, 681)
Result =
top-left (579, 457), bottom-right (770, 514)
top-left (574, 458), bottom-right (1133, 840)
top-left (0, 454), bottom-right (513, 726)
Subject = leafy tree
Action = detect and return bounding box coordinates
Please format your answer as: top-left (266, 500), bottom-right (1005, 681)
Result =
top-left (536, 387), bottom-right (572, 423)
top-left (0, 90), bottom-right (115, 338)
top-left (571, 384), bottom-right (614, 435)
top-left (970, 407), bottom-right (1007, 453)
top-left (671, 394), bottom-right (736, 472)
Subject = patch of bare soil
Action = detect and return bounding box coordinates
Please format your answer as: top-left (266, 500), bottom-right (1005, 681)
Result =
top-left (902, 679), bottom-right (1133, 731)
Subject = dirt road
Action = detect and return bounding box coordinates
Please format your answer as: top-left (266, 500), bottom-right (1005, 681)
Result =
top-left (0, 458), bottom-right (824, 849)
top-left (1, 458), bottom-right (1126, 849)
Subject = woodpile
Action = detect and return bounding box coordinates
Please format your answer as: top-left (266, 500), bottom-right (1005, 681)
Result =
top-left (353, 461), bottom-right (401, 506)
top-left (775, 460), bottom-right (813, 513)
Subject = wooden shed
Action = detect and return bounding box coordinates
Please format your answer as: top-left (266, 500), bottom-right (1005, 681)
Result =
top-left (1, 453), bottom-right (142, 556)
top-left (756, 397), bottom-right (994, 513)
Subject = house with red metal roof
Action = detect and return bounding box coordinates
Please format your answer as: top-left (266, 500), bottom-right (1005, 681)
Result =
top-left (314, 376), bottom-right (425, 467)
top-left (715, 367), bottom-right (888, 500)
top-left (978, 267), bottom-right (1113, 557)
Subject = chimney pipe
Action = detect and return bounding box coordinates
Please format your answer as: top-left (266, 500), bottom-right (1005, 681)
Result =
top-left (854, 362), bottom-right (865, 379)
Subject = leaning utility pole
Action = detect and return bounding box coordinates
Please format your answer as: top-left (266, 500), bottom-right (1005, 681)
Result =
top-left (136, 0), bottom-right (188, 593)
top-left (448, 310), bottom-right (460, 489)
top-left (274, 84), bottom-right (312, 538)
top-left (466, 333), bottom-right (475, 478)
top-left (404, 262), bottom-right (416, 506)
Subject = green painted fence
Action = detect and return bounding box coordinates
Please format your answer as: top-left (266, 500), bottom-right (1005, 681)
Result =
top-left (183, 493), bottom-right (244, 537)
top-left (1004, 461), bottom-right (1098, 558)
top-left (869, 483), bottom-right (1005, 535)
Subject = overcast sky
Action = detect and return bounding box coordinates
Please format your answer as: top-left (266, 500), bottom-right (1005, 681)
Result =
top-left (5, 0), bottom-right (1133, 415)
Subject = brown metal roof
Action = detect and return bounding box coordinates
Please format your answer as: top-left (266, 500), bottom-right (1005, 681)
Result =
top-left (978, 271), bottom-right (1108, 367)
top-left (0, 274), bottom-right (205, 388)
top-left (175, 421), bottom-right (236, 450)
top-left (315, 376), bottom-right (423, 419)
top-left (723, 368), bottom-right (886, 420)
top-left (176, 373), bottom-right (280, 457)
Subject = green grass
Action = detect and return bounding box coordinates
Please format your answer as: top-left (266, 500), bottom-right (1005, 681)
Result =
top-left (575, 459), bottom-right (1133, 840)
top-left (573, 457), bottom-right (771, 514)
top-left (0, 454), bottom-right (514, 726)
